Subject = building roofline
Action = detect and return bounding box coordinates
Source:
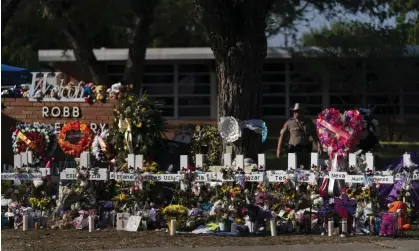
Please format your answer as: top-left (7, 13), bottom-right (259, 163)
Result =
top-left (38, 46), bottom-right (419, 62)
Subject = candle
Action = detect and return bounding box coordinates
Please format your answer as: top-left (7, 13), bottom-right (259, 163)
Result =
top-left (170, 219), bottom-right (176, 236)
top-left (88, 215), bottom-right (95, 232)
top-left (230, 223), bottom-right (237, 233)
top-left (23, 214), bottom-right (29, 231)
top-left (341, 219), bottom-right (347, 234)
top-left (328, 218), bottom-right (334, 236)
top-left (270, 218), bottom-right (277, 236)
top-left (219, 222), bottom-right (225, 231)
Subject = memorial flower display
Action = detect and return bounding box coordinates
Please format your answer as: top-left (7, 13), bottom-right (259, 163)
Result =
top-left (109, 94), bottom-right (167, 167)
top-left (29, 197), bottom-right (51, 211)
top-left (58, 121), bottom-right (93, 157)
top-left (11, 123), bottom-right (57, 164)
top-left (162, 204), bottom-right (188, 218)
top-left (4, 88), bottom-right (419, 239)
top-left (316, 108), bottom-right (364, 160)
top-left (189, 125), bottom-right (222, 166)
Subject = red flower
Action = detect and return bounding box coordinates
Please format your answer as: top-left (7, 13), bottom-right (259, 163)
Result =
top-left (275, 184), bottom-right (281, 189)
top-left (188, 164), bottom-right (196, 171)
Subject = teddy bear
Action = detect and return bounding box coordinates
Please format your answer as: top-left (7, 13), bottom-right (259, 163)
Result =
top-left (95, 85), bottom-right (106, 102)
top-left (310, 190), bottom-right (324, 210)
top-left (379, 200), bottom-right (410, 237)
top-left (107, 82), bottom-right (122, 99)
top-left (382, 200), bottom-right (411, 233)
top-left (82, 82), bottom-right (95, 103)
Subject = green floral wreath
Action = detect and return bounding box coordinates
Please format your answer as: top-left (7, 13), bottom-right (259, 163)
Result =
top-left (189, 125), bottom-right (222, 166)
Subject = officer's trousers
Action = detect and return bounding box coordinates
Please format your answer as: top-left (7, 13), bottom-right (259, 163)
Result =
top-left (288, 144), bottom-right (312, 169)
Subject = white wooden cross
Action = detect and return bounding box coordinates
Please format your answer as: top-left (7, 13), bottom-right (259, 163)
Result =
top-left (127, 154), bottom-right (143, 171)
top-left (116, 213), bottom-right (130, 230)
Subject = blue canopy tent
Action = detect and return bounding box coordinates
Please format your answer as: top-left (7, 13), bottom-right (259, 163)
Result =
top-left (1, 64), bottom-right (32, 88)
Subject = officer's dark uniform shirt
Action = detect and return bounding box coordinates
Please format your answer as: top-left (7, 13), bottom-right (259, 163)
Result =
top-left (281, 118), bottom-right (318, 146)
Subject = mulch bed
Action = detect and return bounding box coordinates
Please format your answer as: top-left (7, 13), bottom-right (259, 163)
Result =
top-left (2, 229), bottom-right (419, 251)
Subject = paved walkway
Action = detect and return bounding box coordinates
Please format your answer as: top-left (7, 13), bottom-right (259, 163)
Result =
top-left (104, 240), bottom-right (419, 251)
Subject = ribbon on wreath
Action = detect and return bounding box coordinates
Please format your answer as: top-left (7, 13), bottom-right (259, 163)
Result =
top-left (318, 120), bottom-right (351, 141)
top-left (118, 117), bottom-right (133, 154)
top-left (15, 129), bottom-right (39, 153)
top-left (318, 115), bottom-right (350, 198)
top-left (45, 157), bottom-right (54, 169)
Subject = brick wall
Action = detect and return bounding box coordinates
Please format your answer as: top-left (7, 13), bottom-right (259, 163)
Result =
top-left (0, 98), bottom-right (219, 165)
top-left (1, 98), bottom-right (116, 126)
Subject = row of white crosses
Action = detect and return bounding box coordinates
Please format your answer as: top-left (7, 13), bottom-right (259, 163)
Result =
top-left (1, 151), bottom-right (50, 181)
top-left (5, 151), bottom-right (416, 184)
top-left (109, 153), bottom-right (267, 183)
top-left (286, 152), bottom-right (419, 184)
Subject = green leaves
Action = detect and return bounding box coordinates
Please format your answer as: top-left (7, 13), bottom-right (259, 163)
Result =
top-left (190, 125), bottom-right (222, 166)
top-left (301, 21), bottom-right (409, 57)
top-left (110, 94), bottom-right (167, 167)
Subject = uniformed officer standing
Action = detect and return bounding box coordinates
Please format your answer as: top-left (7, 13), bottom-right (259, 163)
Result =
top-left (277, 103), bottom-right (322, 168)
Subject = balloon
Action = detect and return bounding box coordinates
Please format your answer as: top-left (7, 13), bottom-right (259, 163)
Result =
top-left (218, 117), bottom-right (268, 143)
top-left (218, 117), bottom-right (241, 143)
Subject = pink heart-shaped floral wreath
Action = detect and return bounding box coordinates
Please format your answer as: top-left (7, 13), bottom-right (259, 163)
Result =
top-left (316, 108), bottom-right (364, 160)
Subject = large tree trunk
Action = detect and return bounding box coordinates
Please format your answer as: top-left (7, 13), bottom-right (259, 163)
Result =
top-left (2, 0), bottom-right (21, 30)
top-left (40, 1), bottom-right (111, 87)
top-left (195, 0), bottom-right (273, 159)
top-left (123, 0), bottom-right (158, 93)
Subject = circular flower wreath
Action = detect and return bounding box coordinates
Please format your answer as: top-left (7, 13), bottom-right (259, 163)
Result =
top-left (12, 123), bottom-right (57, 164)
top-left (58, 121), bottom-right (93, 157)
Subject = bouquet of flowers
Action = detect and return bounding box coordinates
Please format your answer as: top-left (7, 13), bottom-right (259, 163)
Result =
top-left (29, 197), bottom-right (51, 210)
top-left (180, 164), bottom-right (198, 184)
top-left (162, 204), bottom-right (188, 219)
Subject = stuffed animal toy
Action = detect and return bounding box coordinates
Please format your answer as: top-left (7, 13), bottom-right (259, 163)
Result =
top-left (82, 83), bottom-right (95, 103)
top-left (379, 200), bottom-right (409, 237)
top-left (95, 85), bottom-right (106, 102)
top-left (310, 190), bottom-right (324, 210)
top-left (387, 200), bottom-right (411, 230)
top-left (11, 85), bottom-right (23, 97)
top-left (333, 197), bottom-right (348, 220)
top-left (209, 200), bottom-right (224, 216)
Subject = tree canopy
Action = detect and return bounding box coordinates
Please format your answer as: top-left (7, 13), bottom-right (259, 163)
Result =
top-left (3, 0), bottom-right (419, 157)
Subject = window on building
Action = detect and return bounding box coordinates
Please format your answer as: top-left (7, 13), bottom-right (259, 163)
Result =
top-left (329, 61), bottom-right (363, 110)
top-left (367, 94), bottom-right (400, 115)
top-left (261, 62), bottom-right (286, 117)
top-left (177, 64), bottom-right (212, 118)
top-left (403, 93), bottom-right (419, 116)
top-left (142, 64), bottom-right (175, 118)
